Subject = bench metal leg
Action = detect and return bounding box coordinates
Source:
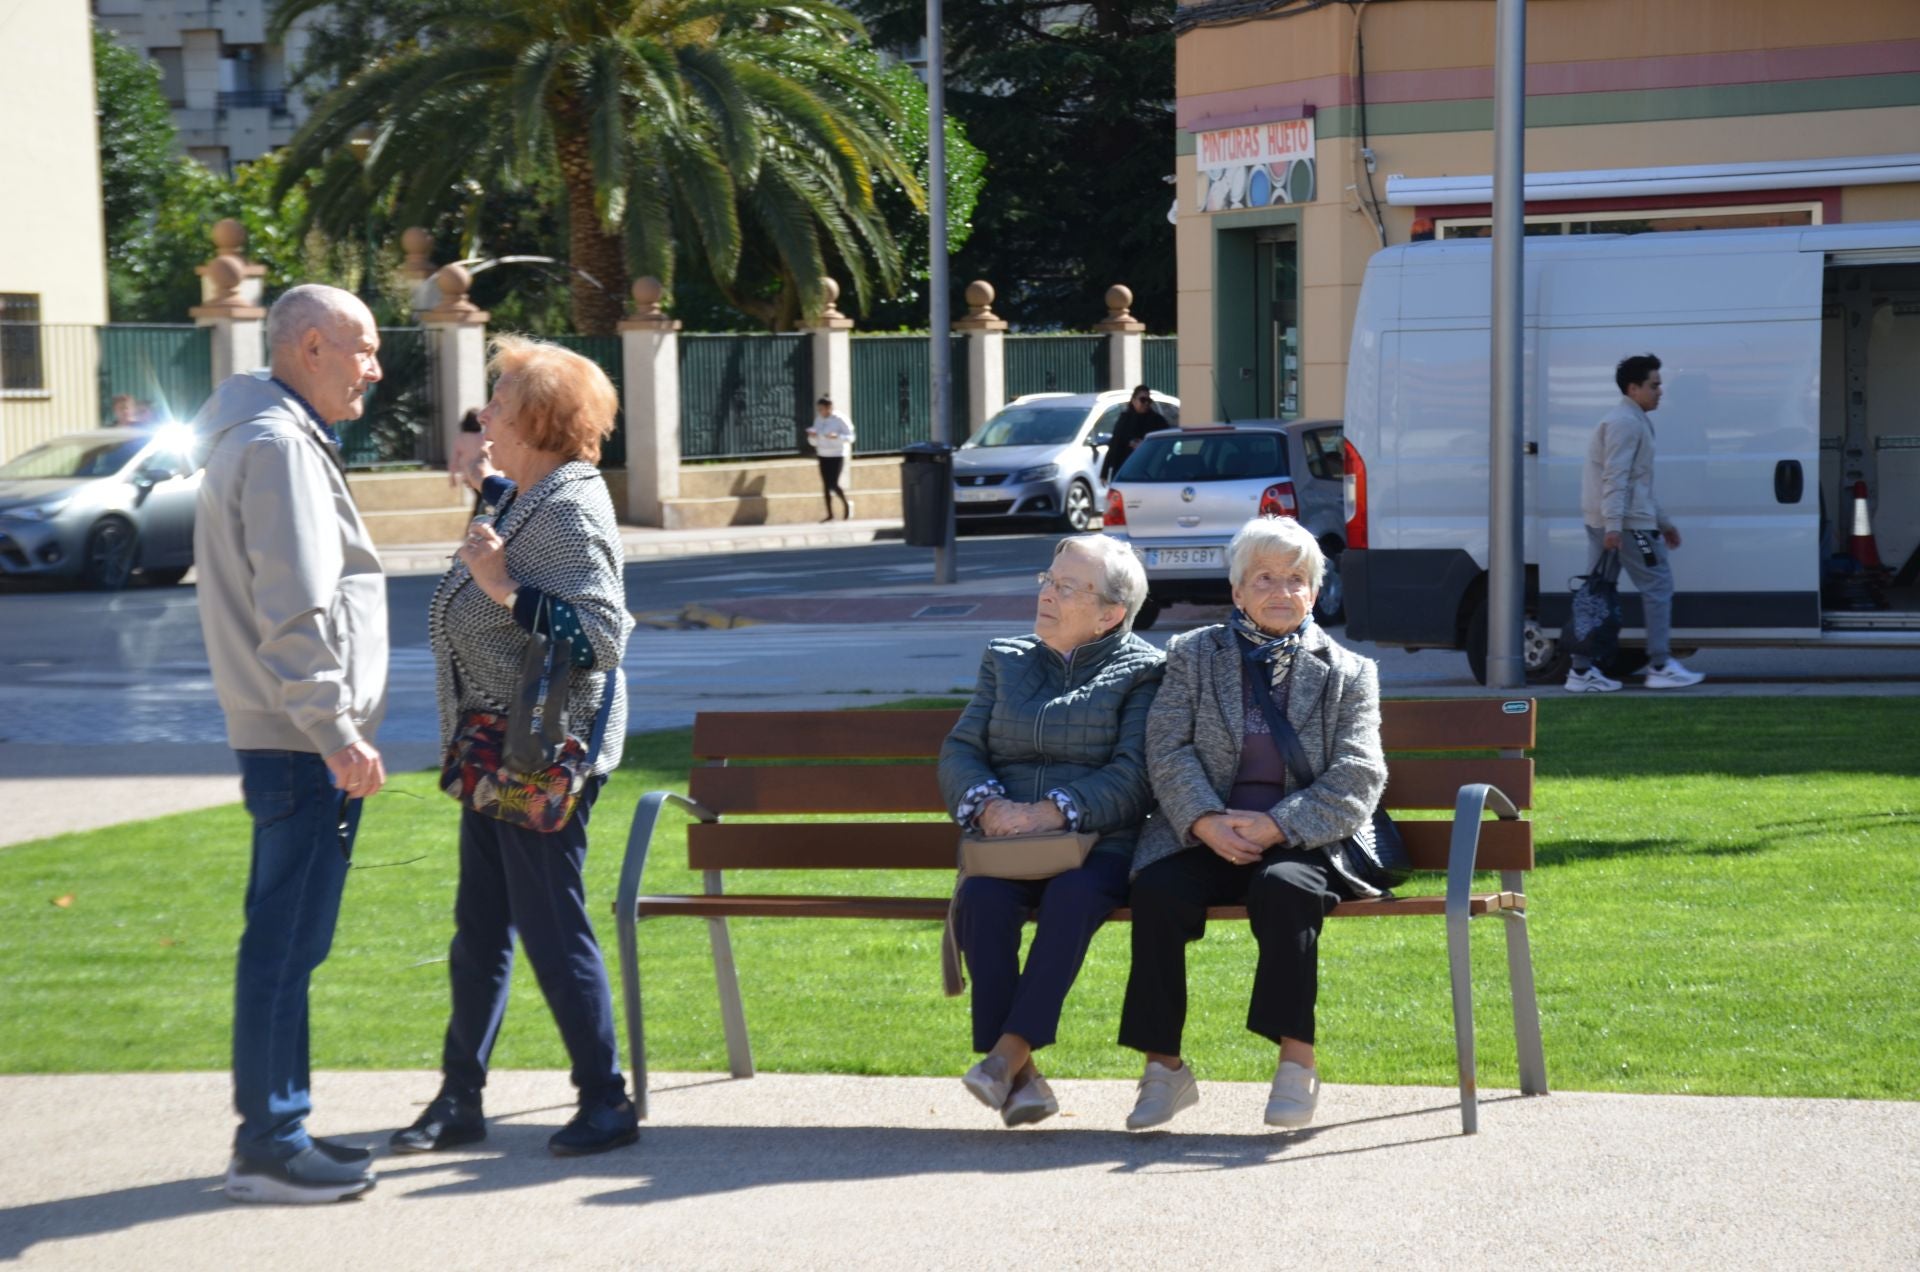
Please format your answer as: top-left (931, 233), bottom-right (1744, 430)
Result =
top-left (704, 870), bottom-right (755, 1079)
top-left (616, 790), bottom-right (717, 1122)
top-left (1501, 873), bottom-right (1548, 1096)
top-left (617, 912), bottom-right (649, 1121)
top-left (1445, 904), bottom-right (1478, 1135)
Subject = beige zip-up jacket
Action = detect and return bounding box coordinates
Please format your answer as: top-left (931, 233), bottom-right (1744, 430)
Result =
top-left (1580, 396), bottom-right (1673, 533)
top-left (192, 372), bottom-right (389, 756)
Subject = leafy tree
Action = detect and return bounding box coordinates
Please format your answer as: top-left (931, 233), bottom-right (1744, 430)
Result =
top-left (272, 0), bottom-right (929, 334)
top-left (855, 0), bottom-right (1176, 331)
top-left (94, 27), bottom-right (177, 257)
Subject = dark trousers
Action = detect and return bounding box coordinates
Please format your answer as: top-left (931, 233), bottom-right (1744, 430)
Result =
top-left (232, 749), bottom-right (360, 1160)
top-left (817, 455), bottom-right (848, 515)
top-left (1119, 845), bottom-right (1351, 1056)
top-left (954, 850), bottom-right (1131, 1053)
top-left (440, 778), bottom-right (626, 1107)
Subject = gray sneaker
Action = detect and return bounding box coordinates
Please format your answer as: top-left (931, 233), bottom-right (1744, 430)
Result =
top-left (1125, 1059), bottom-right (1199, 1130)
top-left (1001, 1065), bottom-right (1059, 1127)
top-left (962, 1054), bottom-right (1013, 1111)
top-left (1264, 1060), bottom-right (1320, 1128)
top-left (224, 1145), bottom-right (375, 1204)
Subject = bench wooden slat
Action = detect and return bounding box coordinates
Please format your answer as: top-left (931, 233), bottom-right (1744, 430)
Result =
top-left (686, 817), bottom-right (1533, 872)
top-left (1383, 758), bottom-right (1533, 810)
top-left (690, 701), bottom-right (1538, 762)
top-left (632, 892), bottom-right (1524, 921)
top-left (690, 764), bottom-right (944, 814)
top-left (692, 710), bottom-right (957, 760)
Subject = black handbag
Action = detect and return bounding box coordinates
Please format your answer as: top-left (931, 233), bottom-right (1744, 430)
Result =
top-left (1245, 656), bottom-right (1410, 895)
top-left (1565, 549), bottom-right (1624, 666)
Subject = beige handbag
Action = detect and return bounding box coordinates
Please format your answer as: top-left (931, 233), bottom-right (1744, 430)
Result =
top-left (941, 830), bottom-right (1100, 996)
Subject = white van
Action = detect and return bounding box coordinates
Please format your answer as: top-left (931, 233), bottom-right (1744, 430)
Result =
top-left (1340, 221), bottom-right (1920, 683)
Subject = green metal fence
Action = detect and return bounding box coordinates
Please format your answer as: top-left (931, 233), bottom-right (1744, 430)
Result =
top-left (1142, 336), bottom-right (1179, 397)
top-left (549, 334), bottom-right (625, 467)
top-left (679, 334), bottom-right (811, 459)
top-left (1004, 334), bottom-right (1107, 398)
top-left (849, 334), bottom-right (970, 453)
top-left (98, 325), bottom-right (213, 426)
top-left (339, 326), bottom-right (436, 468)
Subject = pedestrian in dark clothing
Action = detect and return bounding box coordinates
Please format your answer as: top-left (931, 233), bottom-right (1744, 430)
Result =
top-left (1101, 385), bottom-right (1170, 484)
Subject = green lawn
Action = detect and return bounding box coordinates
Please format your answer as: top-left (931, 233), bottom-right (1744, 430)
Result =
top-left (2, 697), bottom-right (1916, 1099)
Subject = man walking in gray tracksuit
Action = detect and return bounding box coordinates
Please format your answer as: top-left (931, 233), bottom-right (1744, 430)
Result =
top-left (194, 284), bottom-right (390, 1202)
top-left (1568, 352), bottom-right (1705, 692)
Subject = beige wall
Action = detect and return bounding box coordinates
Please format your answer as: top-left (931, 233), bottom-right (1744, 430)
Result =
top-left (0, 2), bottom-right (109, 459)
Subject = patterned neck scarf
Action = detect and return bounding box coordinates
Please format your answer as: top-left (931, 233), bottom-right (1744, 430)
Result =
top-left (1230, 607), bottom-right (1313, 688)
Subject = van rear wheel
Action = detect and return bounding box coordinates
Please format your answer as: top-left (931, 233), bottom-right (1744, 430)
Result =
top-left (1466, 600), bottom-right (1570, 686)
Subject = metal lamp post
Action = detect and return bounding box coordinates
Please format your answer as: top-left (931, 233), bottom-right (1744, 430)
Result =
top-left (1487, 0), bottom-right (1527, 688)
top-left (927, 0), bottom-right (956, 584)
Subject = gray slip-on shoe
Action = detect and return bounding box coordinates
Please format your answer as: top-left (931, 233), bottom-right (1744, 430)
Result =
top-left (1126, 1059), bottom-right (1199, 1130)
top-left (1264, 1060), bottom-right (1321, 1129)
top-left (1001, 1066), bottom-right (1059, 1127)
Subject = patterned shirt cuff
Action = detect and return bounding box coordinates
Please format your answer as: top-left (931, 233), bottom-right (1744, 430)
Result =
top-left (480, 473), bottom-right (515, 508)
top-left (955, 781), bottom-right (1006, 830)
top-left (1045, 788), bottom-right (1083, 830)
top-left (511, 587), bottom-right (597, 668)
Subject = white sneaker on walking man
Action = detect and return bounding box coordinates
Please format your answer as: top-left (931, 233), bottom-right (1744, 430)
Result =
top-left (1570, 353), bottom-right (1705, 692)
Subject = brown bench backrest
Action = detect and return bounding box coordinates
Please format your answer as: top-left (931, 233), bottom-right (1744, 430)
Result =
top-left (684, 700), bottom-right (1535, 875)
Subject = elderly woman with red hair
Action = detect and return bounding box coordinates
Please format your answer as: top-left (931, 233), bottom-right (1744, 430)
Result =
top-left (395, 336), bottom-right (637, 1159)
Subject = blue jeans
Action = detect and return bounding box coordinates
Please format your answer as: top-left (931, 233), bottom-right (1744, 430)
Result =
top-left (232, 749), bottom-right (360, 1161)
top-left (953, 850), bottom-right (1131, 1053)
top-left (439, 778), bottom-right (625, 1107)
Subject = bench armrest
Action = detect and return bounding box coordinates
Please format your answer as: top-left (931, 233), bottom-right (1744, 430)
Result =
top-left (617, 791), bottom-right (719, 922)
top-left (1444, 782), bottom-right (1521, 924)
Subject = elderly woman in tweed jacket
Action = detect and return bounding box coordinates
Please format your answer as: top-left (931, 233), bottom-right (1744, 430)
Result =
top-left (397, 336), bottom-right (638, 1160)
top-left (1119, 516), bottom-right (1385, 1133)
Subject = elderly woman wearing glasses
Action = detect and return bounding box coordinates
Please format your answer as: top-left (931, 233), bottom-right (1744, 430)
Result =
top-left (1118, 516), bottom-right (1386, 1132)
top-left (938, 534), bottom-right (1164, 1126)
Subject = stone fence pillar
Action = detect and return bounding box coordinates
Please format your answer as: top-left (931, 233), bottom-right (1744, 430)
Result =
top-left (1096, 285), bottom-right (1145, 393)
top-left (620, 278), bottom-right (681, 527)
top-left (952, 280), bottom-right (1007, 439)
top-left (415, 263), bottom-right (490, 465)
top-left (803, 278), bottom-right (854, 419)
top-left (190, 219), bottom-right (267, 382)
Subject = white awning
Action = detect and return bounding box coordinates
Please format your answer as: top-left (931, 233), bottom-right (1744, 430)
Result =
top-left (1385, 154), bottom-right (1920, 207)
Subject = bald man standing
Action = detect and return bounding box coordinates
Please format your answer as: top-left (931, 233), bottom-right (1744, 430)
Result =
top-left (193, 284), bottom-right (389, 1203)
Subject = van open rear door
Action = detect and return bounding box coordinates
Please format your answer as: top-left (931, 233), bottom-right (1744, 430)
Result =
top-left (1536, 238), bottom-right (1823, 644)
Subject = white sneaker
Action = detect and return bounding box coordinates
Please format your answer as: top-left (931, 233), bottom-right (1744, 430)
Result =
top-left (1264, 1060), bottom-right (1320, 1128)
top-left (1643, 657), bottom-right (1705, 689)
top-left (1126, 1060), bottom-right (1199, 1130)
top-left (1564, 666), bottom-right (1622, 693)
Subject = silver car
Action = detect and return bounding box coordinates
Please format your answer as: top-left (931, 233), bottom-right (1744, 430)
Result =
top-left (953, 390), bottom-right (1179, 532)
top-left (1102, 419), bottom-right (1347, 629)
top-left (0, 427), bottom-right (202, 588)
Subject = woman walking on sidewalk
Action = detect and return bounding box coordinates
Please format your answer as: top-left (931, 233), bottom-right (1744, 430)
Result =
top-left (806, 395), bottom-right (855, 520)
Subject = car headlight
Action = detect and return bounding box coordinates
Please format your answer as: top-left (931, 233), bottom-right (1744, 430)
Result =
top-left (1014, 464), bottom-right (1059, 483)
top-left (4, 501), bottom-right (66, 523)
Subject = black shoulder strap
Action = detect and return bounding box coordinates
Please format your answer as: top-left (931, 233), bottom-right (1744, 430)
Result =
top-left (1244, 651), bottom-right (1314, 791)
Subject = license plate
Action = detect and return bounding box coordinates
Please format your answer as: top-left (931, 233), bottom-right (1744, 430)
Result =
top-left (1146, 546), bottom-right (1223, 569)
top-left (954, 487), bottom-right (1002, 503)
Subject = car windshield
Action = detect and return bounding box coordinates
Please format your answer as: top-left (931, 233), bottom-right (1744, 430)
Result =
top-left (0, 438), bottom-right (145, 480)
top-left (1116, 432), bottom-right (1289, 482)
top-left (963, 405), bottom-right (1087, 448)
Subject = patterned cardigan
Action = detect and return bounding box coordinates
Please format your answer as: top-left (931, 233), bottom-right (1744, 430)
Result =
top-left (427, 461), bottom-right (632, 776)
top-left (1132, 622), bottom-right (1386, 878)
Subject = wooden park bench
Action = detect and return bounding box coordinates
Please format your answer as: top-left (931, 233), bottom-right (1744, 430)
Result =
top-left (614, 700), bottom-right (1546, 1134)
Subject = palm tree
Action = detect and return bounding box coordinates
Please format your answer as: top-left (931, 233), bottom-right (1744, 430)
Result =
top-left (271, 0), bottom-right (923, 333)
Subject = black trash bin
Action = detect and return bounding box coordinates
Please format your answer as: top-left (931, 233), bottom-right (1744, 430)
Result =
top-left (899, 442), bottom-right (954, 547)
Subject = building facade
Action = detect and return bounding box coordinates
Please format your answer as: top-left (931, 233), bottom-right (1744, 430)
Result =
top-left (1173, 0), bottom-right (1920, 424)
top-left (0, 2), bottom-right (110, 460)
top-left (92, 0), bottom-right (316, 173)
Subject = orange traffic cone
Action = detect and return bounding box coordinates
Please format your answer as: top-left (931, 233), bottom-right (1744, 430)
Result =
top-left (1849, 480), bottom-right (1884, 569)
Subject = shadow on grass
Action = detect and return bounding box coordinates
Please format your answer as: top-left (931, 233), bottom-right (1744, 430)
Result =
top-left (0, 1093), bottom-right (1521, 1255)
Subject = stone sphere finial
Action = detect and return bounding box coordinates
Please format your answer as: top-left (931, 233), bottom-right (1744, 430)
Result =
top-left (400, 227), bottom-right (436, 279)
top-left (965, 279), bottom-right (995, 311)
top-left (822, 277), bottom-right (842, 307)
top-left (1105, 284), bottom-right (1134, 317)
top-left (204, 253), bottom-right (244, 299)
top-left (211, 218), bottom-right (247, 253)
top-left (631, 276), bottom-right (666, 316)
top-left (433, 262), bottom-right (472, 301)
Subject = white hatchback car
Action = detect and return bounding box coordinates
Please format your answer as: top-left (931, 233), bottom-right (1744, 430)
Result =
top-left (1101, 419), bottom-right (1348, 629)
top-left (953, 389), bottom-right (1179, 532)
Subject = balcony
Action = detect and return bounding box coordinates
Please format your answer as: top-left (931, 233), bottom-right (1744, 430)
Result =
top-left (216, 89), bottom-right (289, 115)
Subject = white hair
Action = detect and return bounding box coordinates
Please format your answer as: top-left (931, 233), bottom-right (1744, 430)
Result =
top-left (1226, 516), bottom-right (1326, 590)
top-left (266, 284), bottom-right (370, 354)
top-left (1054, 533), bottom-right (1150, 633)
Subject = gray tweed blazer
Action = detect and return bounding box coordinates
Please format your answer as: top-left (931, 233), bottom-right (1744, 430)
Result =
top-left (1132, 622), bottom-right (1386, 875)
top-left (427, 461), bottom-right (632, 776)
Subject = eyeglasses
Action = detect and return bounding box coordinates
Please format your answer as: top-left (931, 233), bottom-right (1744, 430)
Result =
top-left (1037, 571), bottom-right (1111, 604)
top-left (1241, 571), bottom-right (1313, 595)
